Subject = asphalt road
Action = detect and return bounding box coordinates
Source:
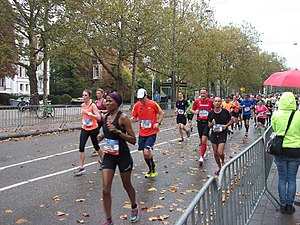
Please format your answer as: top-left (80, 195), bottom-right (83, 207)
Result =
top-left (0, 116), bottom-right (258, 225)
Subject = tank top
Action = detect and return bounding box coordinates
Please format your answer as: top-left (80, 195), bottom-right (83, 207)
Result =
top-left (103, 111), bottom-right (129, 154)
top-left (95, 98), bottom-right (106, 122)
top-left (81, 103), bottom-right (98, 131)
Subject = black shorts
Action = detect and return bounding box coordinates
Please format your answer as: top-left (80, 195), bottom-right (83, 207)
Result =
top-left (187, 114), bottom-right (194, 121)
top-left (138, 134), bottom-right (157, 151)
top-left (197, 120), bottom-right (209, 137)
top-left (210, 131), bottom-right (227, 144)
top-left (102, 151), bottom-right (133, 173)
top-left (257, 117), bottom-right (266, 125)
top-left (231, 111), bottom-right (239, 118)
top-left (176, 114), bottom-right (187, 125)
top-left (243, 114), bottom-right (251, 121)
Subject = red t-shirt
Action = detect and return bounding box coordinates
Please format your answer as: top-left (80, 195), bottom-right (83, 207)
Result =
top-left (132, 100), bottom-right (162, 137)
top-left (192, 98), bottom-right (214, 121)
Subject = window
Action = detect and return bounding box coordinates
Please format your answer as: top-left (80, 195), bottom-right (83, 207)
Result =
top-left (26, 84), bottom-right (29, 91)
top-left (20, 83), bottom-right (23, 91)
top-left (19, 67), bottom-right (22, 77)
top-left (0, 78), bottom-right (4, 87)
top-left (93, 63), bottom-right (102, 79)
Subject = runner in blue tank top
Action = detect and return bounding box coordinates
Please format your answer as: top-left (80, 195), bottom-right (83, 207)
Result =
top-left (239, 94), bottom-right (254, 138)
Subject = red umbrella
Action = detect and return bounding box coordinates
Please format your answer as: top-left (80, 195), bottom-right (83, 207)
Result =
top-left (263, 69), bottom-right (300, 88)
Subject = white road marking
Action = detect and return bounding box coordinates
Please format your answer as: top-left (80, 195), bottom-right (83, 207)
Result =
top-left (0, 130), bottom-right (193, 192)
top-left (0, 127), bottom-right (176, 171)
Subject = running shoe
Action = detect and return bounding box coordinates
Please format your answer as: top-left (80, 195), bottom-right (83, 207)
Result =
top-left (203, 152), bottom-right (208, 159)
top-left (199, 156), bottom-right (204, 166)
top-left (186, 129), bottom-right (191, 138)
top-left (214, 167), bottom-right (221, 175)
top-left (145, 170), bottom-right (152, 178)
top-left (91, 150), bottom-right (98, 156)
top-left (178, 137), bottom-right (184, 142)
top-left (74, 167), bottom-right (86, 176)
top-left (151, 165), bottom-right (157, 178)
top-left (130, 207), bottom-right (139, 223)
top-left (244, 132), bottom-right (248, 138)
top-left (103, 219), bottom-right (114, 225)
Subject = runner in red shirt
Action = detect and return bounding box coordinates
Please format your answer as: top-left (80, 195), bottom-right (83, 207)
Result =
top-left (131, 88), bottom-right (164, 178)
top-left (191, 87), bottom-right (214, 166)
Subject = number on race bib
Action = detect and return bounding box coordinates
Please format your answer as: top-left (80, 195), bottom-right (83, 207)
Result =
top-left (83, 118), bottom-right (93, 127)
top-left (244, 107), bottom-right (250, 112)
top-left (102, 138), bottom-right (119, 155)
top-left (141, 120), bottom-right (152, 128)
top-left (199, 110), bottom-right (208, 117)
top-left (178, 109), bottom-right (184, 115)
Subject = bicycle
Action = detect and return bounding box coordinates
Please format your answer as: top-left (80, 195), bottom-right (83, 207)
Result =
top-left (36, 104), bottom-right (55, 119)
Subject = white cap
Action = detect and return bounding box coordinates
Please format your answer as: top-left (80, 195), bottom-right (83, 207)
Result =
top-left (137, 88), bottom-right (147, 98)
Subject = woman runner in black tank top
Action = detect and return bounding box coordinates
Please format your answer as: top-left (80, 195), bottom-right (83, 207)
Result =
top-left (97, 92), bottom-right (139, 224)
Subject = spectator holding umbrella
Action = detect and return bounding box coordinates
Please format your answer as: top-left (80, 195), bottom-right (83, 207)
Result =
top-left (272, 92), bottom-right (300, 214)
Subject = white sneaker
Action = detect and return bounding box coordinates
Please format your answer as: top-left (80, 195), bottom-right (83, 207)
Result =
top-left (203, 152), bottom-right (208, 159)
top-left (199, 156), bottom-right (204, 166)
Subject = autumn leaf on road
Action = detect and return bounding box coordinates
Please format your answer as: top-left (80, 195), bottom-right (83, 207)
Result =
top-left (148, 187), bottom-right (157, 192)
top-left (119, 215), bottom-right (128, 220)
top-left (76, 198), bottom-right (85, 202)
top-left (82, 213), bottom-right (90, 217)
top-left (77, 219), bottom-right (84, 224)
top-left (52, 196), bottom-right (60, 201)
top-left (55, 211), bottom-right (66, 216)
top-left (4, 209), bottom-right (13, 213)
top-left (16, 218), bottom-right (27, 224)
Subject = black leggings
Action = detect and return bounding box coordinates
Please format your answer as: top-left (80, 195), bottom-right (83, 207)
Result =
top-left (79, 128), bottom-right (100, 152)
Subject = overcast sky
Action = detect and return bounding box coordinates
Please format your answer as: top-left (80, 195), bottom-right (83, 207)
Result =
top-left (211, 0), bottom-right (300, 69)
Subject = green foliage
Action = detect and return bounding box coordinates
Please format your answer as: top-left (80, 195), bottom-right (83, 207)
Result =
top-left (48, 94), bottom-right (72, 104)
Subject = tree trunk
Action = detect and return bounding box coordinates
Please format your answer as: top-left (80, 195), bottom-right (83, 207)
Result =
top-left (27, 62), bottom-right (39, 105)
top-left (131, 49), bottom-right (137, 108)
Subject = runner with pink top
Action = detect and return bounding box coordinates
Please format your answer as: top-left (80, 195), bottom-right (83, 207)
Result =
top-left (255, 100), bottom-right (269, 135)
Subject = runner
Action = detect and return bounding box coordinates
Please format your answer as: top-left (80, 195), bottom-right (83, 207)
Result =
top-left (186, 96), bottom-right (195, 132)
top-left (208, 96), bottom-right (233, 175)
top-left (131, 88), bottom-right (164, 178)
top-left (239, 94), bottom-right (254, 138)
top-left (92, 88), bottom-right (107, 163)
top-left (191, 87), bottom-right (214, 166)
top-left (222, 96), bottom-right (234, 136)
top-left (97, 92), bottom-right (139, 225)
top-left (266, 100), bottom-right (273, 126)
top-left (74, 89), bottom-right (101, 176)
top-left (175, 91), bottom-right (190, 142)
top-left (231, 96), bottom-right (241, 130)
top-left (255, 100), bottom-right (269, 135)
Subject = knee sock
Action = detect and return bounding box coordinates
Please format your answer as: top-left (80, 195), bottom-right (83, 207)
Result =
top-left (144, 158), bottom-right (152, 171)
top-left (245, 124), bottom-right (249, 132)
top-left (201, 144), bottom-right (207, 157)
top-left (150, 157), bottom-right (155, 170)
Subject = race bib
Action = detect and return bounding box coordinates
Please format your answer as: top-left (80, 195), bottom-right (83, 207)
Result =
top-left (199, 110), bottom-right (208, 117)
top-left (266, 111), bottom-right (271, 115)
top-left (213, 124), bottom-right (223, 132)
top-left (244, 107), bottom-right (250, 112)
top-left (178, 109), bottom-right (184, 115)
top-left (102, 138), bottom-right (119, 155)
top-left (141, 120), bottom-right (152, 128)
top-left (258, 112), bottom-right (264, 117)
top-left (82, 118), bottom-right (93, 127)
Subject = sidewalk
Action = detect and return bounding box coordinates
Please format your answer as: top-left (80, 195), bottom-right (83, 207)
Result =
top-left (249, 163), bottom-right (300, 225)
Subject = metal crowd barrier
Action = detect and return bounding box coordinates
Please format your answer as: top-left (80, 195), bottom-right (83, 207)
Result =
top-left (175, 127), bottom-right (276, 225)
top-left (0, 102), bottom-right (176, 132)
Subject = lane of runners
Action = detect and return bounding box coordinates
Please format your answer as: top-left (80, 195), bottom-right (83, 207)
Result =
top-left (0, 112), bottom-right (261, 225)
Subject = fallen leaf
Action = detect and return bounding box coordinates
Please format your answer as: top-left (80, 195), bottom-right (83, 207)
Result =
top-left (119, 215), bottom-right (127, 220)
top-left (16, 218), bottom-right (27, 224)
top-left (82, 213), bottom-right (90, 217)
top-left (76, 199), bottom-right (85, 202)
top-left (159, 197), bottom-right (165, 200)
top-left (148, 187), bottom-right (157, 192)
top-left (52, 196), bottom-right (60, 201)
top-left (152, 205), bottom-right (164, 209)
top-left (4, 209), bottom-right (13, 213)
top-left (55, 211), bottom-right (66, 216)
top-left (77, 219), bottom-right (84, 224)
